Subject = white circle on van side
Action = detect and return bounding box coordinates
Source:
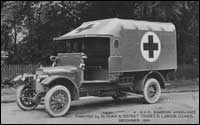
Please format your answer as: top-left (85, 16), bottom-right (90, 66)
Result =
top-left (140, 32), bottom-right (161, 62)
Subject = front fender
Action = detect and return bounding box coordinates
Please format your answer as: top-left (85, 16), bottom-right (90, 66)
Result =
top-left (41, 75), bottom-right (79, 100)
top-left (41, 76), bottom-right (72, 84)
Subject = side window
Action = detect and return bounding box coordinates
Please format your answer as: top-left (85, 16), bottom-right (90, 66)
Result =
top-left (111, 38), bottom-right (120, 56)
top-left (114, 40), bottom-right (119, 48)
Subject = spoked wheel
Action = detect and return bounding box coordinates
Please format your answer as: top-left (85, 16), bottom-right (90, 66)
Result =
top-left (45, 85), bottom-right (71, 117)
top-left (143, 78), bottom-right (161, 104)
top-left (16, 85), bottom-right (38, 110)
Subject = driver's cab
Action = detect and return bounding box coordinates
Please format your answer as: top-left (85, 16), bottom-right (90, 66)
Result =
top-left (54, 37), bottom-right (110, 81)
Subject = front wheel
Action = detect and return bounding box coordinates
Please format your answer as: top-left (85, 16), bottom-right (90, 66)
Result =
top-left (143, 78), bottom-right (161, 104)
top-left (44, 85), bottom-right (71, 117)
top-left (16, 85), bottom-right (38, 110)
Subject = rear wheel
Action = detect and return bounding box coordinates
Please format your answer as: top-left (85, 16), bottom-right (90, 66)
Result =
top-left (16, 85), bottom-right (38, 110)
top-left (143, 78), bottom-right (161, 104)
top-left (45, 85), bottom-right (71, 117)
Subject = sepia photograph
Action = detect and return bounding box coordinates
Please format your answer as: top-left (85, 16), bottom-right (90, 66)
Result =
top-left (1, 1), bottom-right (199, 124)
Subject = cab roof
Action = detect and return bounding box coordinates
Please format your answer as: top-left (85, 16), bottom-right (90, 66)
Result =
top-left (54, 18), bottom-right (175, 40)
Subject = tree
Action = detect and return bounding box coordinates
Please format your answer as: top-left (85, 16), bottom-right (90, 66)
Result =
top-left (17, 1), bottom-right (90, 65)
top-left (1, 1), bottom-right (28, 54)
top-left (1, 1), bottom-right (199, 65)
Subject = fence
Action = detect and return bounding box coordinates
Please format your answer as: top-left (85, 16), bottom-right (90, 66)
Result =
top-left (1, 65), bottom-right (39, 81)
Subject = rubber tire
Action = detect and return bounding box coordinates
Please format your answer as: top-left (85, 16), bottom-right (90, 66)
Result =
top-left (143, 78), bottom-right (161, 104)
top-left (16, 85), bottom-right (38, 110)
top-left (45, 85), bottom-right (71, 117)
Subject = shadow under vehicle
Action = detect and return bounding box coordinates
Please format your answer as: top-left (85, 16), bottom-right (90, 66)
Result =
top-left (16, 18), bottom-right (177, 117)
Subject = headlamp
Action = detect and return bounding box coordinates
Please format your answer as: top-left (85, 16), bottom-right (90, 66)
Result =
top-left (21, 73), bottom-right (36, 82)
top-left (36, 74), bottom-right (48, 82)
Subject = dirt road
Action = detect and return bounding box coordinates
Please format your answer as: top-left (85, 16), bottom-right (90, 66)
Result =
top-left (1, 91), bottom-right (199, 124)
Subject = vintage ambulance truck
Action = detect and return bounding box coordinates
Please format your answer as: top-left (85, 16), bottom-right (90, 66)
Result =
top-left (16, 18), bottom-right (177, 117)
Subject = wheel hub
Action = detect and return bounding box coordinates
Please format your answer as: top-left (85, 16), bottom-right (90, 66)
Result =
top-left (50, 90), bottom-right (68, 112)
top-left (148, 85), bottom-right (157, 97)
top-left (20, 88), bottom-right (36, 107)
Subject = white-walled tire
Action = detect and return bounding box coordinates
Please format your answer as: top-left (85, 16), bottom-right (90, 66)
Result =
top-left (45, 85), bottom-right (71, 117)
top-left (16, 85), bottom-right (38, 110)
top-left (143, 78), bottom-right (161, 104)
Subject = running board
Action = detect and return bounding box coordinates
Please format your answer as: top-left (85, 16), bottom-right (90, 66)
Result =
top-left (81, 80), bottom-right (110, 84)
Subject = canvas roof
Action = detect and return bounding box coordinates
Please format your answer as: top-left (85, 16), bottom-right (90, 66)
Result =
top-left (54, 18), bottom-right (175, 40)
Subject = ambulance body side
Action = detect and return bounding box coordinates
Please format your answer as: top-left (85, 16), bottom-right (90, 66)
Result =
top-left (120, 30), bottom-right (176, 72)
top-left (108, 19), bottom-right (177, 95)
top-left (109, 20), bottom-right (177, 73)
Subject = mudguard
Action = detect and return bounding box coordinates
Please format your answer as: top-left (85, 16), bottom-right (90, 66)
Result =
top-left (133, 71), bottom-right (165, 94)
top-left (41, 75), bottom-right (79, 100)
